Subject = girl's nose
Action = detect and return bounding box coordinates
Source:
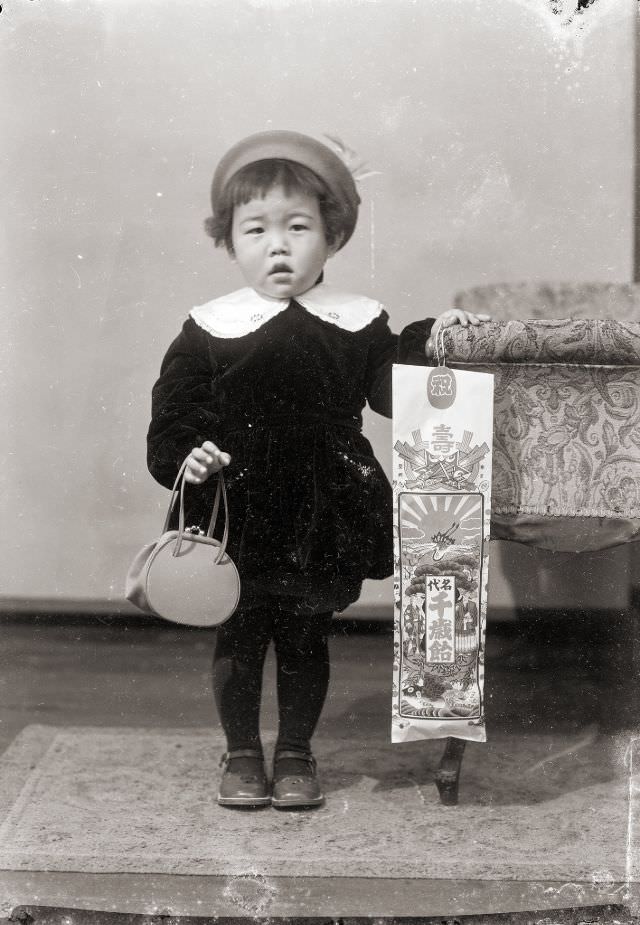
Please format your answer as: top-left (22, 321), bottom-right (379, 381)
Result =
top-left (268, 234), bottom-right (290, 255)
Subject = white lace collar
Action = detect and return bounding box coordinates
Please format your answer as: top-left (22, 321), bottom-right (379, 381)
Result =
top-left (190, 283), bottom-right (384, 339)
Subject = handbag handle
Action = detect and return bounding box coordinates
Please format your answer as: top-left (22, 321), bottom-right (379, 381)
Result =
top-left (163, 459), bottom-right (230, 564)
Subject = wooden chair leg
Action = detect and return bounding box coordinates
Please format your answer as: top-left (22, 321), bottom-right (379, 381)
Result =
top-left (435, 737), bottom-right (467, 805)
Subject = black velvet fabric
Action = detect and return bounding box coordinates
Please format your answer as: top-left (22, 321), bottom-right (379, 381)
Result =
top-left (147, 298), bottom-right (434, 613)
top-left (397, 319), bottom-right (436, 366)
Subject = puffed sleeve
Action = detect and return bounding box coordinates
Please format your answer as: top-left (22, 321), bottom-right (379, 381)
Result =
top-left (147, 317), bottom-right (219, 489)
top-left (365, 310), bottom-right (399, 418)
top-left (398, 318), bottom-right (436, 366)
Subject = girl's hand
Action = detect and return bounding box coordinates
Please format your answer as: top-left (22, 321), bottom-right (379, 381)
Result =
top-left (426, 309), bottom-right (491, 359)
top-left (184, 441), bottom-right (231, 484)
top-left (432, 309), bottom-right (491, 333)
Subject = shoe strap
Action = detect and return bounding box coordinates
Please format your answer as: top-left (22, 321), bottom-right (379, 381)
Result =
top-left (274, 750), bottom-right (315, 765)
top-left (220, 748), bottom-right (264, 767)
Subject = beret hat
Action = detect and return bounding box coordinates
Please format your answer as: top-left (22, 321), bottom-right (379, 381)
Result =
top-left (211, 130), bottom-right (361, 248)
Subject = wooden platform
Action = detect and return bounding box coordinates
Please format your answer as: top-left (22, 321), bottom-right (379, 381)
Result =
top-left (0, 613), bottom-right (637, 920)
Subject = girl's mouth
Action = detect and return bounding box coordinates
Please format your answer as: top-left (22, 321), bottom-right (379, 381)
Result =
top-left (269, 264), bottom-right (293, 275)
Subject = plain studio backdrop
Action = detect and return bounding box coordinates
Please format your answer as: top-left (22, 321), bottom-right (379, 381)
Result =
top-left (0, 0), bottom-right (636, 613)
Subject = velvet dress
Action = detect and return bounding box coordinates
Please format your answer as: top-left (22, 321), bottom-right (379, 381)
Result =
top-left (147, 283), bottom-right (419, 615)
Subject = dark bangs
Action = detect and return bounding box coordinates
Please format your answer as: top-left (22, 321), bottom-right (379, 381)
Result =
top-left (204, 158), bottom-right (348, 252)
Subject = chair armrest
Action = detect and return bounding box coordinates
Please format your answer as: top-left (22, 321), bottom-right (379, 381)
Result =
top-left (441, 319), bottom-right (640, 366)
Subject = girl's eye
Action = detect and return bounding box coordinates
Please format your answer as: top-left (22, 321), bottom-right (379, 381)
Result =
top-left (246, 226), bottom-right (263, 235)
top-left (290, 223), bottom-right (309, 232)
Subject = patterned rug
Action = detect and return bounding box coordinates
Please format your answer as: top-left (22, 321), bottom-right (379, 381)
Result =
top-left (0, 724), bottom-right (634, 881)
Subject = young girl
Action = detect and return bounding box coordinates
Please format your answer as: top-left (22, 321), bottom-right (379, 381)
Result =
top-left (146, 130), bottom-right (487, 810)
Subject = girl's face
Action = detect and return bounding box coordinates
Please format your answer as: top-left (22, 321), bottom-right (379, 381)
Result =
top-left (230, 184), bottom-right (338, 301)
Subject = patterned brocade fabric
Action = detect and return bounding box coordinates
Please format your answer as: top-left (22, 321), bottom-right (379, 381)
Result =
top-left (442, 322), bottom-right (640, 552)
top-left (441, 319), bottom-right (640, 366)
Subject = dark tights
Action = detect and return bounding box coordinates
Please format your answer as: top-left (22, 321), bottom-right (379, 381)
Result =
top-left (212, 604), bottom-right (333, 759)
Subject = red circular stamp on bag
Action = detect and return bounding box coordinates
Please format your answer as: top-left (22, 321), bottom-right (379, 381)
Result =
top-left (427, 367), bottom-right (457, 409)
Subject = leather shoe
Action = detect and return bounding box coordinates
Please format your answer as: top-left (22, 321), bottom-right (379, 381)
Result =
top-left (217, 748), bottom-right (270, 807)
top-left (271, 750), bottom-right (324, 809)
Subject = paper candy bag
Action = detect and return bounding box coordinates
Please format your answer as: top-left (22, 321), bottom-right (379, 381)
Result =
top-left (392, 363), bottom-right (494, 744)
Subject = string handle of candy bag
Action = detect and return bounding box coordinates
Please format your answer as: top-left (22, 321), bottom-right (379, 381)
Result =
top-left (425, 321), bottom-right (448, 367)
top-left (434, 324), bottom-right (448, 367)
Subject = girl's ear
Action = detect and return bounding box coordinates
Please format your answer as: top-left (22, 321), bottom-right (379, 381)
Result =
top-left (327, 234), bottom-right (343, 258)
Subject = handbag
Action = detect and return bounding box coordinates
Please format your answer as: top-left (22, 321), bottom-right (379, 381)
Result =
top-left (125, 460), bottom-right (240, 627)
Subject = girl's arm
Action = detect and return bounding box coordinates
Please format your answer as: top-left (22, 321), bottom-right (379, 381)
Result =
top-left (398, 318), bottom-right (436, 366)
top-left (146, 318), bottom-right (221, 489)
top-left (364, 310), bottom-right (399, 418)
